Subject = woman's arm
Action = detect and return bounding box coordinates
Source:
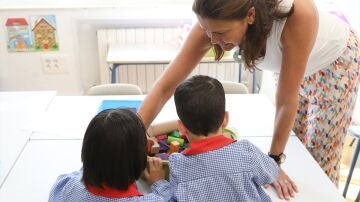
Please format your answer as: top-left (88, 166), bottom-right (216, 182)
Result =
top-left (269, 0), bottom-right (318, 199)
top-left (138, 23), bottom-right (212, 128)
top-left (270, 0), bottom-right (317, 158)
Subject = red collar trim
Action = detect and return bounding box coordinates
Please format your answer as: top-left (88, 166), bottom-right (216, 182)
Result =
top-left (182, 134), bottom-right (236, 155)
top-left (86, 183), bottom-right (143, 198)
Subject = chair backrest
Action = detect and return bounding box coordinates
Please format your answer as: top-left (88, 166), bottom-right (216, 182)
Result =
top-left (221, 81), bottom-right (248, 94)
top-left (88, 83), bottom-right (143, 95)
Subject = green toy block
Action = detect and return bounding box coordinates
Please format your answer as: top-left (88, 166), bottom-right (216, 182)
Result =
top-left (167, 136), bottom-right (184, 146)
top-left (170, 130), bottom-right (180, 138)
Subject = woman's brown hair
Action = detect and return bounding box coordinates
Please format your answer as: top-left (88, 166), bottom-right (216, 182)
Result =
top-left (193, 0), bottom-right (294, 70)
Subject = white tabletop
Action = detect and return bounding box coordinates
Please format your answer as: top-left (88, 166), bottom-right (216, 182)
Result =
top-left (106, 44), bottom-right (233, 64)
top-left (0, 136), bottom-right (344, 202)
top-left (226, 94), bottom-right (278, 137)
top-left (0, 140), bottom-right (83, 202)
top-left (26, 95), bottom-right (151, 139)
top-left (26, 94), bottom-right (280, 139)
top-left (0, 91), bottom-right (56, 187)
top-left (246, 137), bottom-right (344, 202)
top-left (24, 96), bottom-right (105, 139)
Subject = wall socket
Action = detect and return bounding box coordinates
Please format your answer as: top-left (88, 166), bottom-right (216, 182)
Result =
top-left (41, 54), bottom-right (68, 74)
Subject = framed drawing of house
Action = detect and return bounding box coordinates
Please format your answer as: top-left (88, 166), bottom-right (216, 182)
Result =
top-left (6, 18), bottom-right (32, 52)
top-left (30, 15), bottom-right (59, 51)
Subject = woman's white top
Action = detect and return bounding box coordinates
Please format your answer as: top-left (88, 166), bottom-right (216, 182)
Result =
top-left (257, 0), bottom-right (350, 76)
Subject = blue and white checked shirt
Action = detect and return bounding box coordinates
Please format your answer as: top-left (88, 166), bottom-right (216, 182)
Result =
top-left (48, 169), bottom-right (172, 202)
top-left (169, 135), bottom-right (280, 202)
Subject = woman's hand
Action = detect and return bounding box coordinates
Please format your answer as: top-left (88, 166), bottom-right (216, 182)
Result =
top-left (143, 157), bottom-right (165, 185)
top-left (265, 168), bottom-right (298, 200)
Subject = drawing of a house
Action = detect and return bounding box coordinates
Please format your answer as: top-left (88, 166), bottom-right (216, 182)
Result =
top-left (32, 18), bottom-right (57, 50)
top-left (5, 18), bottom-right (32, 52)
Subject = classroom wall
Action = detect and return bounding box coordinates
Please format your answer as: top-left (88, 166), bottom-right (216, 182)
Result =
top-left (316, 0), bottom-right (360, 30)
top-left (0, 4), bottom-right (193, 95)
top-left (0, 1), bottom-right (358, 95)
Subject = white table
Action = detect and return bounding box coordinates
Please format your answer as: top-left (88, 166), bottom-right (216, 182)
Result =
top-left (0, 94), bottom-right (344, 201)
top-left (0, 136), bottom-right (344, 202)
top-left (0, 91), bottom-right (56, 188)
top-left (247, 137), bottom-right (344, 202)
top-left (0, 140), bottom-right (83, 202)
top-left (106, 44), bottom-right (247, 86)
top-left (24, 96), bottom-right (104, 139)
top-left (26, 94), bottom-right (279, 139)
top-left (25, 95), bottom-right (155, 139)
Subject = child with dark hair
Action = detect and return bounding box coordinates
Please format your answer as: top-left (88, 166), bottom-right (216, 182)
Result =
top-left (170, 75), bottom-right (284, 201)
top-left (49, 108), bottom-right (171, 202)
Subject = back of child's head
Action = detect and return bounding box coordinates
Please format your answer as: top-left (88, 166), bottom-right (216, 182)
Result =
top-left (174, 75), bottom-right (225, 136)
top-left (81, 108), bottom-right (147, 190)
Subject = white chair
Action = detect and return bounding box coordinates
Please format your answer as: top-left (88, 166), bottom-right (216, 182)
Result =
top-left (220, 81), bottom-right (249, 94)
top-left (343, 97), bottom-right (360, 199)
top-left (88, 83), bottom-right (143, 95)
top-left (343, 125), bottom-right (360, 199)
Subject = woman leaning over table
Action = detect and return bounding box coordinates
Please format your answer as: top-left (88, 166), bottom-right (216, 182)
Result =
top-left (138, 0), bottom-right (360, 200)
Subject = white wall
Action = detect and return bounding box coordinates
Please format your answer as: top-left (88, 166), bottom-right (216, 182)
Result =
top-left (1, 9), bottom-right (81, 95)
top-left (0, 1), bottom-right (358, 95)
top-left (316, 0), bottom-right (360, 31)
top-left (0, 4), bottom-right (193, 95)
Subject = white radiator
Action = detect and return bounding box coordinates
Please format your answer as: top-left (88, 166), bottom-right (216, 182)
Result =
top-left (97, 28), bottom-right (242, 93)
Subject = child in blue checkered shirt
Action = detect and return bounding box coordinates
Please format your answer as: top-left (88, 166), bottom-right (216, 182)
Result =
top-left (49, 108), bottom-right (172, 202)
top-left (169, 75), bottom-right (287, 201)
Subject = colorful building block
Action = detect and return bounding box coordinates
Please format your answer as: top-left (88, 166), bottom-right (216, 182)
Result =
top-left (156, 134), bottom-right (168, 141)
top-left (151, 142), bottom-right (160, 154)
top-left (147, 139), bottom-right (154, 154)
top-left (180, 133), bottom-right (188, 141)
top-left (158, 139), bottom-right (170, 152)
top-left (155, 153), bottom-right (169, 160)
top-left (167, 136), bottom-right (185, 146)
top-left (148, 136), bottom-right (160, 154)
top-left (169, 141), bottom-right (180, 154)
top-left (170, 130), bottom-right (180, 138)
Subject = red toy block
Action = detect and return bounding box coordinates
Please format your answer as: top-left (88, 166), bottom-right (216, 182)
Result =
top-left (156, 134), bottom-right (168, 141)
top-left (180, 133), bottom-right (188, 141)
top-left (147, 139), bottom-right (154, 154)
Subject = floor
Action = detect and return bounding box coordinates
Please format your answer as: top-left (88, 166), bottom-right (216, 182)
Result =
top-left (339, 135), bottom-right (360, 202)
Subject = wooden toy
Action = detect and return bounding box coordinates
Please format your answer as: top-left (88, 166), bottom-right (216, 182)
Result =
top-left (148, 136), bottom-right (160, 154)
top-left (155, 153), bottom-right (169, 161)
top-left (167, 136), bottom-right (185, 146)
top-left (170, 130), bottom-right (180, 138)
top-left (158, 139), bottom-right (170, 153)
top-left (149, 120), bottom-right (178, 136)
top-left (147, 139), bottom-right (154, 154)
top-left (144, 127), bottom-right (238, 182)
top-left (156, 134), bottom-right (168, 141)
top-left (169, 141), bottom-right (180, 154)
top-left (180, 133), bottom-right (188, 141)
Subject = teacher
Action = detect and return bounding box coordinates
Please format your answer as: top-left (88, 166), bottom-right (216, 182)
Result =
top-left (138, 0), bottom-right (360, 199)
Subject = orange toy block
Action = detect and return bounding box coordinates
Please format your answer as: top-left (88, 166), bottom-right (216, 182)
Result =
top-left (169, 141), bottom-right (180, 154)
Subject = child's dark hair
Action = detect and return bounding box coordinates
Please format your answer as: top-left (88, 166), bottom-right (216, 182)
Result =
top-left (174, 75), bottom-right (225, 136)
top-left (81, 108), bottom-right (147, 190)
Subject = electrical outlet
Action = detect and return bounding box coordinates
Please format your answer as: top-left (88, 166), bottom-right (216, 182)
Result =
top-left (41, 54), bottom-right (68, 74)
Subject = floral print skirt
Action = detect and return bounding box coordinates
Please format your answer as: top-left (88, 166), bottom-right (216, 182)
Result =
top-left (293, 29), bottom-right (360, 186)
